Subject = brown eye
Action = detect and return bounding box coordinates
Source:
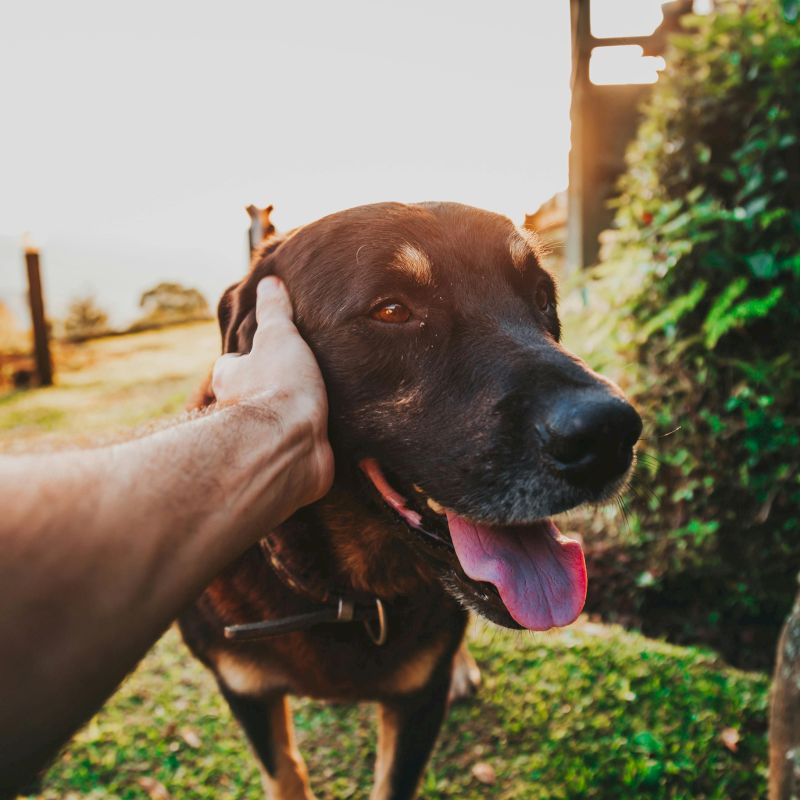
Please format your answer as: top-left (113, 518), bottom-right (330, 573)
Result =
top-left (535, 286), bottom-right (551, 313)
top-left (370, 302), bottom-right (411, 324)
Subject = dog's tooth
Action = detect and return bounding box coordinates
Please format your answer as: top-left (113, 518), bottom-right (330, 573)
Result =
top-left (427, 497), bottom-right (446, 515)
top-left (412, 484), bottom-right (426, 494)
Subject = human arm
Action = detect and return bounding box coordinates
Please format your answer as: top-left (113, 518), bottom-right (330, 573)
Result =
top-left (0, 277), bottom-right (333, 791)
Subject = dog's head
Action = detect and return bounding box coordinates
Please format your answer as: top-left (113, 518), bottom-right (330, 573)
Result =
top-left (219, 202), bottom-right (642, 631)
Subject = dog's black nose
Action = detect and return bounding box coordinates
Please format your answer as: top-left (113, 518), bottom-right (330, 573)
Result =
top-left (541, 393), bottom-right (642, 488)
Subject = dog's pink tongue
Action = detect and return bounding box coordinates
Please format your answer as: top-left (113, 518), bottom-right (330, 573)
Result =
top-left (446, 513), bottom-right (587, 631)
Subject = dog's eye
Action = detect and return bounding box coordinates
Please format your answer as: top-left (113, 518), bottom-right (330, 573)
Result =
top-left (535, 286), bottom-right (551, 313)
top-left (370, 302), bottom-right (411, 324)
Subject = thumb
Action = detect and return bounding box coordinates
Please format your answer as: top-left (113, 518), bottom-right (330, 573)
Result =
top-left (211, 352), bottom-right (242, 399)
top-left (254, 276), bottom-right (294, 328)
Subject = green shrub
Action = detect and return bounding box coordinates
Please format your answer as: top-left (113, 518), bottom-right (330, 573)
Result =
top-left (578, 0), bottom-right (800, 668)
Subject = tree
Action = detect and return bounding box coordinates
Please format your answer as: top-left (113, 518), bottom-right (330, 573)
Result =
top-left (63, 296), bottom-right (110, 340)
top-left (136, 282), bottom-right (211, 327)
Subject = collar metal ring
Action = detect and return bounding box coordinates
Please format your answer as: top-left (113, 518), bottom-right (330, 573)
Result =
top-left (364, 597), bottom-right (388, 646)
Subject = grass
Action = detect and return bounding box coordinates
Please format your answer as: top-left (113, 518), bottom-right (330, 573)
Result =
top-left (3, 324), bottom-right (770, 798)
top-left (0, 321), bottom-right (218, 450)
top-left (26, 624), bottom-right (768, 800)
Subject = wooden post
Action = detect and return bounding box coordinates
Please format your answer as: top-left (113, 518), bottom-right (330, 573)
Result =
top-left (24, 246), bottom-right (53, 387)
top-left (566, 0), bottom-right (692, 273)
top-left (770, 577), bottom-right (800, 799)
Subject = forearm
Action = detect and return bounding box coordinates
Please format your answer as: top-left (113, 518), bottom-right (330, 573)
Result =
top-left (0, 399), bottom-right (314, 785)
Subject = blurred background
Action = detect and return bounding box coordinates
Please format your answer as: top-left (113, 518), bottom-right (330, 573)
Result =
top-left (2, 0), bottom-right (798, 797)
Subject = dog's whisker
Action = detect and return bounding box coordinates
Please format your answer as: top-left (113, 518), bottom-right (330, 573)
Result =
top-left (635, 451), bottom-right (667, 469)
top-left (614, 495), bottom-right (634, 536)
top-left (636, 422), bottom-right (682, 445)
top-left (626, 477), bottom-right (660, 507)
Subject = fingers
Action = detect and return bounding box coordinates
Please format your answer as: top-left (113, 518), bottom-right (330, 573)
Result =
top-left (211, 276), bottom-right (308, 407)
top-left (254, 276), bottom-right (293, 328)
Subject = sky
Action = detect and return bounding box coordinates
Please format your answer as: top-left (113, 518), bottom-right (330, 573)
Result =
top-left (0, 0), bottom-right (668, 327)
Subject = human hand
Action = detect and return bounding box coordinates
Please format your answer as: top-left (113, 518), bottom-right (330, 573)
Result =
top-left (212, 276), bottom-right (334, 509)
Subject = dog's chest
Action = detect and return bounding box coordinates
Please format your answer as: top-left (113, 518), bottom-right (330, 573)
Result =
top-left (211, 627), bottom-right (450, 701)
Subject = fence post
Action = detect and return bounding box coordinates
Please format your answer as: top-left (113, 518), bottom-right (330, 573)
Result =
top-left (24, 245), bottom-right (53, 387)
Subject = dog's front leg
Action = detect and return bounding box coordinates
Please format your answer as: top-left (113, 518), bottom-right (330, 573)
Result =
top-left (221, 688), bottom-right (315, 800)
top-left (371, 673), bottom-right (451, 800)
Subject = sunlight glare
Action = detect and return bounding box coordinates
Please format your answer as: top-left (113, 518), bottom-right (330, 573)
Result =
top-left (590, 0), bottom-right (665, 38)
top-left (589, 45), bottom-right (666, 85)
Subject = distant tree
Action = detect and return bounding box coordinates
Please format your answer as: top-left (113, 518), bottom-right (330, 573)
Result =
top-left (63, 296), bottom-right (110, 340)
top-left (137, 282), bottom-right (211, 327)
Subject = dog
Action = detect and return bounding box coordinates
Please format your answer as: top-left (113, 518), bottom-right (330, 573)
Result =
top-left (179, 201), bottom-right (642, 800)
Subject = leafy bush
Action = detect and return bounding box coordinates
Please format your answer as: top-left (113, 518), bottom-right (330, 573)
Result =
top-left (577, 0), bottom-right (800, 668)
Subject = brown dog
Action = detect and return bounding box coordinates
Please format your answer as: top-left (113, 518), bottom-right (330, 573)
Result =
top-left (179, 202), bottom-right (641, 800)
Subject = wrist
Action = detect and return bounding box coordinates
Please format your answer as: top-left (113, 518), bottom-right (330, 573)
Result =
top-left (208, 396), bottom-right (332, 539)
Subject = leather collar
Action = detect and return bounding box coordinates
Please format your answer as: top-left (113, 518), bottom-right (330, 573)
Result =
top-left (223, 534), bottom-right (388, 645)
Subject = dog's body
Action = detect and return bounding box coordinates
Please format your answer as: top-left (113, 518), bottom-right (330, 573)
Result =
top-left (180, 514), bottom-right (467, 800)
top-left (180, 202), bottom-right (641, 800)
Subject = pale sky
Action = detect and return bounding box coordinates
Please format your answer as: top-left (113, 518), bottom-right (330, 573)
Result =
top-left (0, 1), bottom-right (660, 326)
top-left (0, 0), bottom-right (573, 324)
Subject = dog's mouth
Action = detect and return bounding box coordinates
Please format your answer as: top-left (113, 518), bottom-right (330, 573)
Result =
top-left (360, 458), bottom-right (587, 632)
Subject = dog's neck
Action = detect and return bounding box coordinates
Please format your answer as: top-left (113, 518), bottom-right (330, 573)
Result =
top-left (270, 484), bottom-right (437, 601)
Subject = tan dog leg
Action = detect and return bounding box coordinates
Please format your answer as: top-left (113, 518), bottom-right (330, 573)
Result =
top-left (221, 689), bottom-right (315, 800)
top-left (448, 641), bottom-right (481, 704)
top-left (371, 705), bottom-right (400, 800)
top-left (370, 674), bottom-right (450, 800)
top-left (259, 696), bottom-right (314, 800)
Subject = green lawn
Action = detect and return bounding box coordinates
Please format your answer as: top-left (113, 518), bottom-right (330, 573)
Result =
top-left (0, 321), bottom-right (218, 450)
top-left (3, 325), bottom-right (769, 799)
top-left (27, 623), bottom-right (768, 800)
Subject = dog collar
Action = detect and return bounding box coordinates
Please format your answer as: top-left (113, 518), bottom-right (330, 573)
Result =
top-left (223, 536), bottom-right (388, 646)
top-left (223, 595), bottom-right (387, 645)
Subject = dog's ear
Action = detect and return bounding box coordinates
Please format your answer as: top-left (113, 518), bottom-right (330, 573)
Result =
top-left (216, 281), bottom-right (238, 350)
top-left (216, 256), bottom-right (277, 355)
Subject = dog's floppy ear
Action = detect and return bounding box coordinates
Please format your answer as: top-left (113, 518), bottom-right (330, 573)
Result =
top-left (217, 257), bottom-right (276, 355)
top-left (190, 251), bottom-right (280, 410)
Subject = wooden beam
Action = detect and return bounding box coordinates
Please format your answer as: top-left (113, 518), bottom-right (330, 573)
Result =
top-left (587, 34), bottom-right (663, 54)
top-left (567, 0), bottom-right (690, 272)
top-left (24, 246), bottom-right (53, 387)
